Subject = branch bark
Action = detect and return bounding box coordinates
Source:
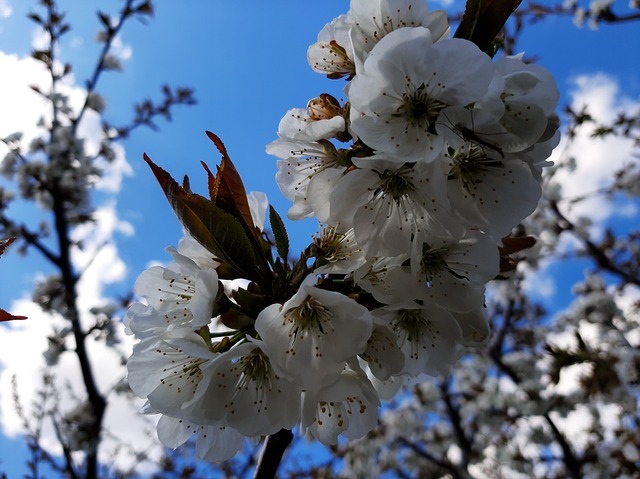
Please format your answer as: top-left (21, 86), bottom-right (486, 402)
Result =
top-left (253, 429), bottom-right (293, 479)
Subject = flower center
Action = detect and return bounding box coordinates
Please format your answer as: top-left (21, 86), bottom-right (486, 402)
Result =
top-left (238, 348), bottom-right (272, 386)
top-left (312, 226), bottom-right (353, 263)
top-left (394, 83), bottom-right (446, 131)
top-left (420, 243), bottom-right (469, 286)
top-left (448, 146), bottom-right (504, 192)
top-left (374, 165), bottom-right (416, 204)
top-left (394, 309), bottom-right (431, 343)
top-left (157, 273), bottom-right (196, 307)
top-left (285, 296), bottom-right (334, 339)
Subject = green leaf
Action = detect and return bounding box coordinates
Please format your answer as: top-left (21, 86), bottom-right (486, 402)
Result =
top-left (269, 205), bottom-right (289, 261)
top-left (144, 153), bottom-right (259, 281)
top-left (454, 0), bottom-right (523, 53)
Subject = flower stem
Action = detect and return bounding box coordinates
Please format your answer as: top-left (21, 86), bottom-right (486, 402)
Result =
top-left (253, 429), bottom-right (293, 479)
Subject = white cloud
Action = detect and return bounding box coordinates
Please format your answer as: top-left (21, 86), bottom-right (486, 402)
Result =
top-left (0, 49), bottom-right (156, 472)
top-left (111, 36), bottom-right (133, 61)
top-left (549, 73), bottom-right (639, 229)
top-left (95, 143), bottom-right (134, 192)
top-left (0, 201), bottom-right (161, 471)
top-left (521, 74), bottom-right (638, 301)
top-left (70, 36), bottom-right (84, 49)
top-left (0, 50), bottom-right (134, 193)
top-left (518, 259), bottom-right (557, 301)
top-left (431, 0), bottom-right (456, 7)
top-left (0, 52), bottom-right (131, 185)
top-left (31, 26), bottom-right (50, 51)
top-left (0, 0), bottom-right (12, 18)
top-left (0, 52), bottom-right (50, 147)
top-left (0, 298), bottom-right (163, 472)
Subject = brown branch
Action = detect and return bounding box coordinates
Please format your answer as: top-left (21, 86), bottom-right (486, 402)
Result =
top-left (52, 418), bottom-right (80, 479)
top-left (396, 437), bottom-right (472, 479)
top-left (543, 413), bottom-right (583, 479)
top-left (550, 200), bottom-right (640, 287)
top-left (253, 429), bottom-right (293, 479)
top-left (488, 298), bottom-right (522, 384)
top-left (439, 379), bottom-right (473, 469)
top-left (71, 0), bottom-right (138, 133)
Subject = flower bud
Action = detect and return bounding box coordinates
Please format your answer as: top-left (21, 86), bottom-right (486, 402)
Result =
top-left (307, 93), bottom-right (343, 121)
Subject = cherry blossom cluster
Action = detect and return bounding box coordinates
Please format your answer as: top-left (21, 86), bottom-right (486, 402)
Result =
top-left (125, 0), bottom-right (559, 463)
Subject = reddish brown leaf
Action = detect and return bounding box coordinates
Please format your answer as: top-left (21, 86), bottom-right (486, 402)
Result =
top-left (200, 161), bottom-right (218, 201)
top-left (0, 237), bottom-right (16, 257)
top-left (143, 153), bottom-right (259, 280)
top-left (500, 235), bottom-right (536, 255)
top-left (0, 308), bottom-right (27, 322)
top-left (205, 131), bottom-right (256, 234)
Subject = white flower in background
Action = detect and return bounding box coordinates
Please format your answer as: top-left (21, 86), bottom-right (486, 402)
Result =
top-left (360, 318), bottom-right (405, 381)
top-left (274, 104), bottom-right (346, 143)
top-left (307, 0), bottom-right (451, 78)
top-left (270, 139), bottom-right (347, 221)
top-left (348, 0), bottom-right (450, 71)
top-left (177, 234), bottom-right (220, 270)
top-left (127, 246), bottom-right (218, 335)
top-left (349, 27), bottom-right (494, 163)
top-left (312, 225), bottom-right (367, 275)
top-left (373, 302), bottom-right (463, 376)
top-left (308, 13), bottom-right (355, 78)
top-left (445, 140), bottom-right (542, 241)
top-left (255, 275), bottom-right (373, 390)
top-left (472, 55), bottom-right (560, 153)
top-left (328, 158), bottom-right (461, 257)
top-left (185, 339), bottom-right (301, 437)
top-left (247, 190), bottom-right (269, 232)
top-left (156, 415), bottom-right (244, 463)
top-left (127, 329), bottom-right (217, 419)
top-left (301, 363), bottom-right (380, 445)
top-left (366, 234), bottom-right (497, 312)
top-left (454, 307), bottom-right (491, 347)
top-left (353, 254), bottom-right (406, 305)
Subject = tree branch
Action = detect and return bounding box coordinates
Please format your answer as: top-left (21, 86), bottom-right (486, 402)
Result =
top-left (543, 413), bottom-right (583, 479)
top-left (550, 200), bottom-right (640, 287)
top-left (253, 429), bottom-right (293, 479)
top-left (439, 378), bottom-right (473, 469)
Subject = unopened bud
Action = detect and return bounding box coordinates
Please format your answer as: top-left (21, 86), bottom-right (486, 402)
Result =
top-left (307, 93), bottom-right (343, 121)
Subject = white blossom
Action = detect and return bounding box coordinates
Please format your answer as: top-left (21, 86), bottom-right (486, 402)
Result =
top-left (255, 275), bottom-right (373, 390)
top-left (185, 339), bottom-right (301, 437)
top-left (349, 27), bottom-right (494, 163)
top-left (300, 363), bottom-right (380, 445)
top-left (156, 415), bottom-right (244, 463)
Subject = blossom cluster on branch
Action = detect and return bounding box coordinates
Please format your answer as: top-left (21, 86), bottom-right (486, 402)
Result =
top-left (125, 0), bottom-right (560, 464)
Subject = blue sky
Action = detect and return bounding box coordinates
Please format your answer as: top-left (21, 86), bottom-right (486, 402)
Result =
top-left (0, 0), bottom-right (639, 476)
